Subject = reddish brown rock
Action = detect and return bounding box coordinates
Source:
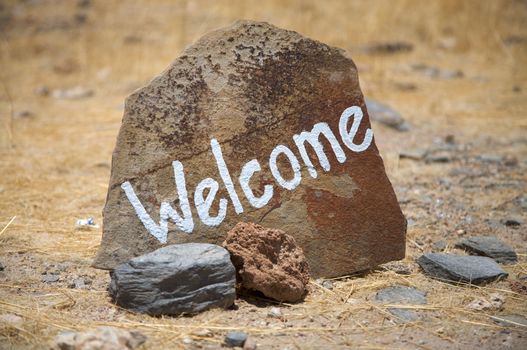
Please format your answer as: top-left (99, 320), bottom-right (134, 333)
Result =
top-left (93, 20), bottom-right (406, 277)
top-left (223, 222), bottom-right (309, 302)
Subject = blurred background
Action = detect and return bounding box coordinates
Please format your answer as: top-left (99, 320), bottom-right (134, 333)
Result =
top-left (1, 0), bottom-right (526, 263)
top-left (1, 1), bottom-right (526, 348)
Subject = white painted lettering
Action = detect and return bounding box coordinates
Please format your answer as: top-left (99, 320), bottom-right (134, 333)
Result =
top-left (194, 177), bottom-right (227, 226)
top-left (239, 159), bottom-right (274, 208)
top-left (121, 161), bottom-right (194, 243)
top-left (339, 106), bottom-right (373, 152)
top-left (122, 105), bottom-right (373, 238)
top-left (211, 138), bottom-right (244, 214)
top-left (269, 145), bottom-right (302, 190)
top-left (293, 122), bottom-right (347, 178)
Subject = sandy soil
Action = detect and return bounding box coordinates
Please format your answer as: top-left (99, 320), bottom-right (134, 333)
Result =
top-left (0, 1), bottom-right (526, 349)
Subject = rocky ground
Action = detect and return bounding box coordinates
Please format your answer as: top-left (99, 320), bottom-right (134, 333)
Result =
top-left (0, 1), bottom-right (526, 349)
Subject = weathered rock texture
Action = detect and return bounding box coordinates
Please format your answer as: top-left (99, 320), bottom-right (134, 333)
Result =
top-left (223, 222), bottom-right (309, 302)
top-left (417, 253), bottom-right (508, 285)
top-left (455, 236), bottom-right (517, 264)
top-left (54, 327), bottom-right (146, 350)
top-left (94, 20), bottom-right (406, 278)
top-left (109, 243), bottom-right (236, 315)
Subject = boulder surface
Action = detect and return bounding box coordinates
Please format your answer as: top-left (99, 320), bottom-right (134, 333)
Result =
top-left (94, 20), bottom-right (406, 278)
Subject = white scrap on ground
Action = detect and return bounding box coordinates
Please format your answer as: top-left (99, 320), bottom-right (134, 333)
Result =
top-left (75, 217), bottom-right (100, 230)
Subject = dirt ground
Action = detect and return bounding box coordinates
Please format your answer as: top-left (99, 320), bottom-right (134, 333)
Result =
top-left (1, 0), bottom-right (526, 349)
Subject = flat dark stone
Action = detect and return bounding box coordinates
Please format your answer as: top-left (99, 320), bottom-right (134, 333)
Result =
top-left (417, 253), bottom-right (508, 285)
top-left (456, 236), bottom-right (517, 264)
top-left (365, 98), bottom-right (410, 131)
top-left (109, 243), bottom-right (236, 316)
top-left (42, 274), bottom-right (60, 283)
top-left (375, 285), bottom-right (427, 305)
top-left (376, 285), bottom-right (427, 323)
top-left (491, 314), bottom-right (527, 327)
top-left (388, 308), bottom-right (420, 323)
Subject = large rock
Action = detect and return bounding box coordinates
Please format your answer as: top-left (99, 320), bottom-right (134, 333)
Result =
top-left (223, 222), bottom-right (309, 302)
top-left (417, 253), bottom-right (508, 285)
top-left (93, 20), bottom-right (406, 278)
top-left (109, 243), bottom-right (236, 315)
top-left (455, 236), bottom-right (517, 264)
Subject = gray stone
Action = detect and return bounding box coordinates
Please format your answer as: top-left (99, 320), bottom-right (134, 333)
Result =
top-left (375, 285), bottom-right (427, 305)
top-left (69, 277), bottom-right (87, 289)
top-left (381, 261), bottom-right (414, 275)
top-left (360, 41), bottom-right (414, 55)
top-left (432, 240), bottom-right (447, 251)
top-left (109, 243), bottom-right (236, 316)
top-left (54, 327), bottom-right (146, 350)
top-left (417, 253), bottom-right (508, 285)
top-left (411, 64), bottom-right (463, 79)
top-left (268, 307), bottom-right (282, 318)
top-left (365, 98), bottom-right (410, 131)
top-left (52, 86), bottom-right (93, 99)
top-left (321, 280), bottom-right (334, 290)
top-left (42, 274), bottom-right (60, 283)
top-left (376, 285), bottom-right (426, 323)
top-left (513, 195), bottom-right (527, 210)
top-left (225, 331), bottom-right (248, 347)
top-left (399, 149), bottom-right (427, 160)
top-left (478, 154), bottom-right (504, 163)
top-left (388, 308), bottom-right (419, 323)
top-left (456, 236), bottom-right (517, 264)
top-left (425, 152), bottom-right (452, 163)
top-left (491, 314), bottom-right (527, 328)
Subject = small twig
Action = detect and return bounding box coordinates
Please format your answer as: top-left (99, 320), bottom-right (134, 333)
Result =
top-left (0, 216), bottom-right (16, 236)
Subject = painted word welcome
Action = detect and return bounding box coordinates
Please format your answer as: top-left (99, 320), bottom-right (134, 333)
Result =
top-left (121, 106), bottom-right (373, 244)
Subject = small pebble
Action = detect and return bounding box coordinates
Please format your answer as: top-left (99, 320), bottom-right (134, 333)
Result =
top-left (321, 280), bottom-right (334, 290)
top-left (514, 196), bottom-right (527, 210)
top-left (0, 261), bottom-right (4, 271)
top-left (425, 153), bottom-right (452, 163)
top-left (69, 277), bottom-right (86, 289)
top-left (268, 307), bottom-right (282, 318)
top-left (34, 85), bottom-right (50, 96)
top-left (15, 110), bottom-right (34, 119)
top-left (42, 274), bottom-right (60, 283)
top-left (52, 86), bottom-right (94, 100)
top-left (193, 329), bottom-right (213, 337)
top-left (492, 314), bottom-right (527, 327)
top-left (432, 240), bottom-right (447, 251)
top-left (225, 331), bottom-right (248, 347)
top-left (0, 313), bottom-right (23, 325)
top-left (502, 218), bottom-right (522, 227)
top-left (382, 261), bottom-right (413, 275)
top-left (243, 336), bottom-right (257, 350)
top-left (478, 154), bottom-right (503, 163)
top-left (466, 293), bottom-right (505, 311)
top-left (399, 149), bottom-right (427, 160)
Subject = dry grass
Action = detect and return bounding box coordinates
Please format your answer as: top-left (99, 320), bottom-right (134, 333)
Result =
top-left (1, 0), bottom-right (526, 349)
